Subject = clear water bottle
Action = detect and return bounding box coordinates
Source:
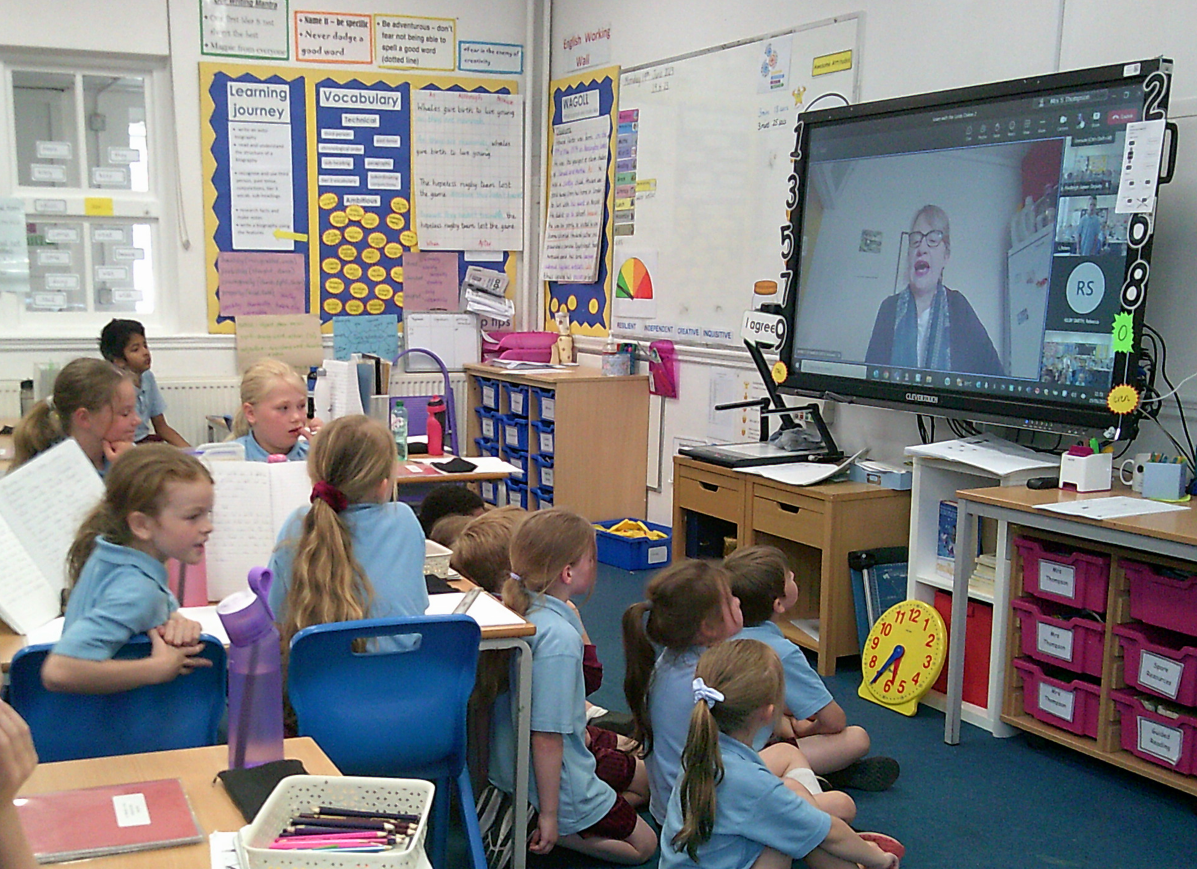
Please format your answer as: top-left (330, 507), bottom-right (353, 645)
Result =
top-left (217, 567), bottom-right (284, 769)
top-left (391, 400), bottom-right (408, 461)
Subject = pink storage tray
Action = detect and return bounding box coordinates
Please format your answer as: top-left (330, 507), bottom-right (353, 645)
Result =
top-left (1014, 536), bottom-right (1109, 612)
top-left (1123, 560), bottom-right (1197, 636)
top-left (1112, 689), bottom-right (1197, 775)
top-left (1012, 658), bottom-right (1101, 738)
top-left (1114, 621), bottom-right (1197, 706)
top-left (1012, 596), bottom-right (1105, 677)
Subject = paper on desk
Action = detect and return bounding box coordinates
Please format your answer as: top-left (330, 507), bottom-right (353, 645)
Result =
top-left (1033, 496), bottom-right (1187, 520)
top-left (905, 433), bottom-right (1057, 476)
top-left (412, 456), bottom-right (520, 475)
top-left (22, 606), bottom-right (230, 648)
top-left (739, 449), bottom-right (866, 487)
top-left (426, 591), bottom-right (525, 628)
top-left (209, 831), bottom-right (239, 869)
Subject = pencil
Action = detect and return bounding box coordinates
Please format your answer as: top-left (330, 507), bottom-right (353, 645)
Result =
top-left (313, 805), bottom-right (422, 822)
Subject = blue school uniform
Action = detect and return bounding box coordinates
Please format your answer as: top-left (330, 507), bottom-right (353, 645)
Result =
top-left (235, 431), bottom-right (309, 462)
top-left (735, 622), bottom-right (833, 720)
top-left (54, 537), bottom-right (177, 660)
top-left (267, 501), bottom-right (428, 643)
top-left (133, 369), bottom-right (166, 442)
top-left (489, 593), bottom-right (615, 836)
top-left (646, 645), bottom-right (703, 824)
top-left (658, 733), bottom-right (832, 869)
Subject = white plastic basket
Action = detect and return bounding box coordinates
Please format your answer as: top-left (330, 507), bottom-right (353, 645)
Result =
top-left (423, 539), bottom-right (452, 578)
top-left (236, 775), bottom-right (434, 868)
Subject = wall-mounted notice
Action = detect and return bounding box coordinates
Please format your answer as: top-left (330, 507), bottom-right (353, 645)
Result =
top-left (402, 251), bottom-right (460, 312)
top-left (541, 115), bottom-right (611, 283)
top-left (201, 0), bottom-right (290, 60)
top-left (375, 15), bottom-right (456, 71)
top-left (235, 313), bottom-right (323, 371)
top-left (554, 21), bottom-right (611, 78)
top-left (227, 81), bottom-right (295, 250)
top-left (332, 313), bottom-right (399, 361)
top-left (217, 251), bottom-right (306, 315)
top-left (294, 11), bottom-right (371, 64)
top-left (459, 42), bottom-right (523, 75)
top-left (412, 90), bottom-right (523, 251)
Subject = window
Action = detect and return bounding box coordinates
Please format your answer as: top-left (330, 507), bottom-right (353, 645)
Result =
top-left (1, 57), bottom-right (169, 329)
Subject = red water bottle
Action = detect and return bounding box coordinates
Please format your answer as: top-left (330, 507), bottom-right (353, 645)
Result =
top-left (426, 395), bottom-right (446, 456)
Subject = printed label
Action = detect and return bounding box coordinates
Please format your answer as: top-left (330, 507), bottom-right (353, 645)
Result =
top-left (112, 793), bottom-right (151, 827)
top-left (648, 545), bottom-right (668, 565)
top-left (1038, 561), bottom-right (1077, 600)
top-left (95, 265), bottom-right (130, 281)
top-left (482, 418), bottom-right (495, 439)
top-left (541, 466), bottom-right (554, 487)
top-left (92, 227), bottom-right (127, 243)
top-left (1138, 651), bottom-right (1184, 700)
top-left (540, 431), bottom-right (553, 453)
top-left (44, 273), bottom-right (80, 290)
top-left (31, 292), bottom-right (66, 308)
top-left (1038, 682), bottom-right (1075, 723)
top-left (36, 250), bottom-right (71, 266)
top-left (482, 384), bottom-right (497, 406)
top-left (1036, 623), bottom-right (1075, 662)
top-left (43, 226), bottom-right (79, 243)
top-left (33, 199), bottom-right (67, 213)
top-left (541, 397), bottom-right (555, 419)
top-left (511, 392), bottom-right (525, 414)
top-left (1137, 717), bottom-right (1183, 765)
top-left (505, 426), bottom-right (518, 447)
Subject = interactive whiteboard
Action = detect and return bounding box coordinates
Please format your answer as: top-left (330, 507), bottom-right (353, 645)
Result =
top-left (613, 16), bottom-right (860, 347)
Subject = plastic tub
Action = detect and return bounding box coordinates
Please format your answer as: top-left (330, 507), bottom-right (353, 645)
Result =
top-left (531, 485), bottom-right (554, 511)
top-left (1114, 621), bottom-right (1197, 705)
top-left (505, 479), bottom-right (529, 509)
top-left (1013, 536), bottom-right (1109, 612)
top-left (504, 447), bottom-right (528, 483)
top-left (474, 436), bottom-right (500, 459)
top-left (503, 382), bottom-right (530, 417)
top-left (1123, 560), bottom-right (1197, 636)
top-left (1012, 658), bottom-right (1101, 738)
top-left (595, 519), bottom-right (673, 571)
top-left (1112, 688), bottom-right (1197, 774)
top-left (500, 415), bottom-right (529, 451)
top-left (531, 453), bottom-right (555, 490)
top-left (532, 419), bottom-right (555, 455)
top-left (1012, 596), bottom-right (1105, 677)
top-left (480, 478), bottom-right (501, 505)
top-left (474, 407), bottom-right (498, 442)
top-left (477, 377), bottom-right (500, 411)
top-left (533, 387), bottom-right (556, 422)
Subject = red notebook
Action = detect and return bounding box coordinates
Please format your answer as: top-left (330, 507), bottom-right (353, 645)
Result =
top-left (16, 778), bottom-right (203, 863)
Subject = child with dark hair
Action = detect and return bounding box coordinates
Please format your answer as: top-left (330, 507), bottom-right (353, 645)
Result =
top-left (99, 319), bottom-right (188, 447)
top-left (418, 484), bottom-right (485, 535)
top-left (725, 546), bottom-right (899, 791)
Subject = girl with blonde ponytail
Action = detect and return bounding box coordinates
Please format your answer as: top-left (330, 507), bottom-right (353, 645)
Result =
top-left (266, 415), bottom-right (425, 649)
top-left (660, 640), bottom-right (903, 869)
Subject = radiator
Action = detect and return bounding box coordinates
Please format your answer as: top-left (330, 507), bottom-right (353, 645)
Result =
top-left (158, 378), bottom-right (242, 446)
top-left (0, 382), bottom-right (18, 418)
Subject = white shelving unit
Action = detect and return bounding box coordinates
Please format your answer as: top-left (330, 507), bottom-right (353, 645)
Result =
top-left (907, 454), bottom-right (1047, 735)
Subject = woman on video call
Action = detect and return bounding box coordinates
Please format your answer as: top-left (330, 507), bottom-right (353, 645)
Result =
top-left (865, 204), bottom-right (1003, 376)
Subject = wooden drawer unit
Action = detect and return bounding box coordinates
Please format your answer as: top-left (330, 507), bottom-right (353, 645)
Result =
top-left (752, 490), bottom-right (825, 548)
top-left (676, 464), bottom-right (745, 524)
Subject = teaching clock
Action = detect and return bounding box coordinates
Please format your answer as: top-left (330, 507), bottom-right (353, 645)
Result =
top-left (857, 599), bottom-right (947, 716)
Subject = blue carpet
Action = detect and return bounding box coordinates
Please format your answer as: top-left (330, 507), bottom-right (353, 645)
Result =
top-left (461, 563), bottom-right (1197, 868)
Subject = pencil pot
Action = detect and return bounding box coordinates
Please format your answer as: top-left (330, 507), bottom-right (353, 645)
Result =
top-left (218, 567), bottom-right (284, 769)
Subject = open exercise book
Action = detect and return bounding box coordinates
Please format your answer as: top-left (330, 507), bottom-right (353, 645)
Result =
top-left (205, 461), bottom-right (311, 600)
top-left (0, 440), bottom-right (104, 634)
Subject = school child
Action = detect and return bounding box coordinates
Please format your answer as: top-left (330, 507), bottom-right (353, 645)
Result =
top-left (449, 506), bottom-right (528, 594)
top-left (488, 508), bottom-right (656, 865)
top-left (267, 415), bottom-right (427, 647)
top-left (660, 639), bottom-right (901, 869)
top-left (99, 318), bottom-right (189, 447)
top-left (40, 446), bottom-right (213, 693)
top-left (0, 700), bottom-right (38, 869)
top-left (623, 560), bottom-right (850, 826)
top-left (12, 357), bottom-right (139, 474)
top-left (725, 545), bottom-right (900, 791)
top-left (418, 483), bottom-right (485, 536)
top-left (231, 359), bottom-right (320, 461)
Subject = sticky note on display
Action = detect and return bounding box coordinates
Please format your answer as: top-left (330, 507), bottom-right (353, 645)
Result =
top-left (402, 251), bottom-right (461, 312)
top-left (332, 314), bottom-right (399, 361)
top-left (235, 314), bottom-right (324, 372)
top-left (218, 251), bottom-right (307, 316)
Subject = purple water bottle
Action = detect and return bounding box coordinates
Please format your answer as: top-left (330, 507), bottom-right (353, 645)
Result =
top-left (217, 567), bottom-right (284, 768)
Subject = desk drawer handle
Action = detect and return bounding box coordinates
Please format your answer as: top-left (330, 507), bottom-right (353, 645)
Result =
top-left (777, 503), bottom-right (801, 514)
top-left (700, 481), bottom-right (720, 493)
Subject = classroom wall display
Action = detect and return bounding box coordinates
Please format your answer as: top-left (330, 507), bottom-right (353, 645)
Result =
top-left (544, 66), bottom-right (619, 338)
top-left (201, 62), bottom-right (518, 333)
top-left (610, 15), bottom-right (860, 347)
top-left (201, 0), bottom-right (290, 61)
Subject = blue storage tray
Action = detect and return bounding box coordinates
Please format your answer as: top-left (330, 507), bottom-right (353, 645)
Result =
top-left (500, 415), bottom-right (530, 451)
top-left (478, 377), bottom-right (500, 410)
top-left (531, 418), bottom-right (555, 455)
top-left (475, 406), bottom-right (498, 442)
top-left (532, 485), bottom-right (554, 510)
top-left (503, 382), bottom-right (531, 417)
top-left (532, 387), bottom-right (556, 422)
top-left (474, 436), bottom-right (500, 459)
top-left (504, 446), bottom-right (529, 482)
top-left (595, 520), bottom-right (672, 571)
top-left (531, 452), bottom-right (555, 490)
top-left (505, 478), bottom-right (529, 509)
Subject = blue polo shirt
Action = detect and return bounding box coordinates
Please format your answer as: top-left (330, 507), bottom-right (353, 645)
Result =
top-left (55, 537), bottom-right (177, 660)
top-left (489, 593), bottom-right (615, 836)
top-left (133, 370), bottom-right (166, 442)
top-left (235, 432), bottom-right (309, 462)
top-left (268, 501), bottom-right (428, 645)
top-left (735, 622), bottom-right (833, 720)
top-left (646, 646), bottom-right (704, 824)
top-left (659, 734), bottom-right (832, 869)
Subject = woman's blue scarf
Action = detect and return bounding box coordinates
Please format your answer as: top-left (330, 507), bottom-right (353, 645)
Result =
top-left (891, 283), bottom-right (951, 370)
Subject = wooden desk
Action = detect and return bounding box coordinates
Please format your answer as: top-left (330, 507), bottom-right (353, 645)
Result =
top-left (672, 456), bottom-right (910, 675)
top-left (394, 458), bottom-right (512, 486)
top-left (947, 483), bottom-right (1197, 796)
top-left (17, 738), bottom-right (339, 869)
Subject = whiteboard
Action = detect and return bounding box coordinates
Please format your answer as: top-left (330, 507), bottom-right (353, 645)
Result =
top-left (613, 16), bottom-right (860, 347)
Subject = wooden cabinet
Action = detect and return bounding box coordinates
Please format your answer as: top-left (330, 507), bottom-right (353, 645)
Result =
top-left (672, 456), bottom-right (910, 676)
top-left (463, 364), bottom-right (648, 522)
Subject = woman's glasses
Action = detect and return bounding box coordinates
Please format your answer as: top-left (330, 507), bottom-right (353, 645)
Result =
top-left (908, 230), bottom-right (945, 248)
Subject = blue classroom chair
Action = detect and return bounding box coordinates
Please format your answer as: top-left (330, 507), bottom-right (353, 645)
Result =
top-left (287, 615), bottom-right (485, 869)
top-left (7, 634), bottom-right (227, 763)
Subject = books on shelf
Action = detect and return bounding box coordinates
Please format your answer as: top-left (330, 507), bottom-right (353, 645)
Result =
top-left (0, 440), bottom-right (104, 633)
top-left (16, 777), bottom-right (202, 863)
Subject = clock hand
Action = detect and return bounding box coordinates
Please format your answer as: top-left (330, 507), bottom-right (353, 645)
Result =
top-left (869, 644), bottom-right (905, 684)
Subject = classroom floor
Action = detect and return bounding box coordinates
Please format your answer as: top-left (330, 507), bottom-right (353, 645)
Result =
top-left (452, 562), bottom-right (1195, 868)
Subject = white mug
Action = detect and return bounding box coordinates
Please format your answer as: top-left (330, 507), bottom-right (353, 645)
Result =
top-left (1119, 452), bottom-right (1154, 492)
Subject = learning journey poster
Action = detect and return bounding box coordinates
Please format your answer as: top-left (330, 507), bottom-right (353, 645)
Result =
top-left (201, 62), bottom-right (518, 332)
